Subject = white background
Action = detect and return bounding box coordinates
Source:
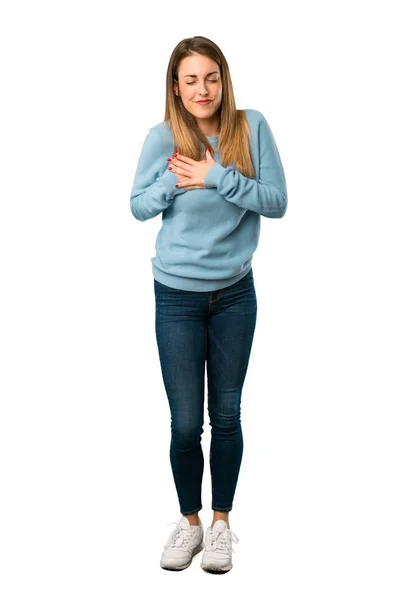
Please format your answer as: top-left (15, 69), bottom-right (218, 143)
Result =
top-left (1, 0), bottom-right (399, 597)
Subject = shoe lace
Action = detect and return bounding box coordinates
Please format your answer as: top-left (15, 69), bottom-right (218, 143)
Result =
top-left (164, 521), bottom-right (194, 549)
top-left (205, 527), bottom-right (240, 554)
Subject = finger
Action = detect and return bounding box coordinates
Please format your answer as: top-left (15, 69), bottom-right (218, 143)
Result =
top-left (170, 158), bottom-right (195, 173)
top-left (174, 153), bottom-right (197, 166)
top-left (170, 166), bottom-right (193, 177)
top-left (176, 179), bottom-right (204, 188)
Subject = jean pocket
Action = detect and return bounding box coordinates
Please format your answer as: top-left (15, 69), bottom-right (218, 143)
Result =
top-left (234, 267), bottom-right (253, 287)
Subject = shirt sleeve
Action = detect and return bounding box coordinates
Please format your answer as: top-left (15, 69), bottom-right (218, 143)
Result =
top-left (129, 126), bottom-right (186, 222)
top-left (204, 113), bottom-right (287, 218)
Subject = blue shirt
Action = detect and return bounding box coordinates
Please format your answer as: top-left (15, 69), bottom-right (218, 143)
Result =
top-left (129, 108), bottom-right (287, 291)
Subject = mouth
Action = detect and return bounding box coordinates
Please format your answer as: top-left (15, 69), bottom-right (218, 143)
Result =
top-left (196, 100), bottom-right (212, 105)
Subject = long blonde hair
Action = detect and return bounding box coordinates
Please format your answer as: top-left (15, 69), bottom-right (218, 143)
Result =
top-left (164, 36), bottom-right (256, 179)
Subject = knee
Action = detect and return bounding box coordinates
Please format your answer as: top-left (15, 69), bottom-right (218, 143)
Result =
top-left (171, 423), bottom-right (204, 450)
top-left (208, 407), bottom-right (242, 434)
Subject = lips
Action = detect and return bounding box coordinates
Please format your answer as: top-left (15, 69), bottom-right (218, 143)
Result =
top-left (197, 100), bottom-right (211, 105)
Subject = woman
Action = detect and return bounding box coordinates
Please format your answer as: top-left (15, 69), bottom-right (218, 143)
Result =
top-left (129, 36), bottom-right (287, 573)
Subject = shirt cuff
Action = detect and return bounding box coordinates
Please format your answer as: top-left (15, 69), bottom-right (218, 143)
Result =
top-left (204, 162), bottom-right (226, 188)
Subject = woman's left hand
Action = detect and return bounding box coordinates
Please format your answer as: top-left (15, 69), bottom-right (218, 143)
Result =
top-left (168, 148), bottom-right (216, 188)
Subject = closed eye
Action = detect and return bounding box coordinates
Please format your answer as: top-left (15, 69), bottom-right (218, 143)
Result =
top-left (186, 80), bottom-right (219, 85)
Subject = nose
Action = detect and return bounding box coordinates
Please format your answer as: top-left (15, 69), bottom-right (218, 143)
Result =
top-left (198, 82), bottom-right (209, 96)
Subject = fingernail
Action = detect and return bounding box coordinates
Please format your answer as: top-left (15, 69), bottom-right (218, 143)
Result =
top-left (167, 158), bottom-right (171, 162)
top-left (168, 167), bottom-right (172, 170)
top-left (175, 184), bottom-right (179, 187)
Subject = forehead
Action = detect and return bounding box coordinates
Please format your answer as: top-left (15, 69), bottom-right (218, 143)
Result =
top-left (178, 54), bottom-right (219, 76)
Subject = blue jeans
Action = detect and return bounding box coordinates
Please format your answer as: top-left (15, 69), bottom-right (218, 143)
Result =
top-left (154, 268), bottom-right (257, 515)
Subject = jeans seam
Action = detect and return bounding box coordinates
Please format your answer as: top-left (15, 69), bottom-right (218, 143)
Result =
top-left (208, 289), bottom-right (223, 304)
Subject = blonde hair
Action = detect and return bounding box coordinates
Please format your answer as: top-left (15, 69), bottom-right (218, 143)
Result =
top-left (164, 36), bottom-right (256, 179)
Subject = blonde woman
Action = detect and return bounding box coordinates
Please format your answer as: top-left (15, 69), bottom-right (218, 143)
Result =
top-left (129, 36), bottom-right (287, 573)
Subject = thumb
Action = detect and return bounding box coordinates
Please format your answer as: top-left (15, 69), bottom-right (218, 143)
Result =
top-left (206, 148), bottom-right (214, 162)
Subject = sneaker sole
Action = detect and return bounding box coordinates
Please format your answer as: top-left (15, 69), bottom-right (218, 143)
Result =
top-left (160, 540), bottom-right (204, 571)
top-left (200, 562), bottom-right (232, 574)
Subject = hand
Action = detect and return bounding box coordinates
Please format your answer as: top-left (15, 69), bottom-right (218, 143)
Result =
top-left (173, 170), bottom-right (206, 191)
top-left (168, 148), bottom-right (216, 189)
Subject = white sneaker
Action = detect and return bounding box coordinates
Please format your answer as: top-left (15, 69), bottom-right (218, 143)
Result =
top-left (160, 516), bottom-right (204, 570)
top-left (200, 520), bottom-right (239, 573)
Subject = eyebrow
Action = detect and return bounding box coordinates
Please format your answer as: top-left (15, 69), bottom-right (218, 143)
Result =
top-left (183, 71), bottom-right (219, 78)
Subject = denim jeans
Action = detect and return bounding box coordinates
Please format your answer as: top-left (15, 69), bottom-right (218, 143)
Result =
top-left (154, 267), bottom-right (257, 515)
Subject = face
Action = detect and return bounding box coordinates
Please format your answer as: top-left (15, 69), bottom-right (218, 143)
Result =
top-left (173, 53), bottom-right (223, 125)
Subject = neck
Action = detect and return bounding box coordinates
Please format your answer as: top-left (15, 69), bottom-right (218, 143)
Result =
top-left (196, 115), bottom-right (220, 138)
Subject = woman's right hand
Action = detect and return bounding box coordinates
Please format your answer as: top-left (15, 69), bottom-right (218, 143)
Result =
top-left (169, 154), bottom-right (210, 190)
top-left (173, 170), bottom-right (207, 190)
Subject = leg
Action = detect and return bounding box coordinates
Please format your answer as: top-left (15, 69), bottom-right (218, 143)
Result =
top-left (154, 279), bottom-right (208, 516)
top-left (185, 511), bottom-right (201, 526)
top-left (212, 511), bottom-right (230, 528)
top-left (206, 269), bottom-right (258, 519)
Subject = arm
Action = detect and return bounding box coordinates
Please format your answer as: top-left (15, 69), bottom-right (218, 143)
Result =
top-left (129, 126), bottom-right (186, 222)
top-left (204, 113), bottom-right (287, 218)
